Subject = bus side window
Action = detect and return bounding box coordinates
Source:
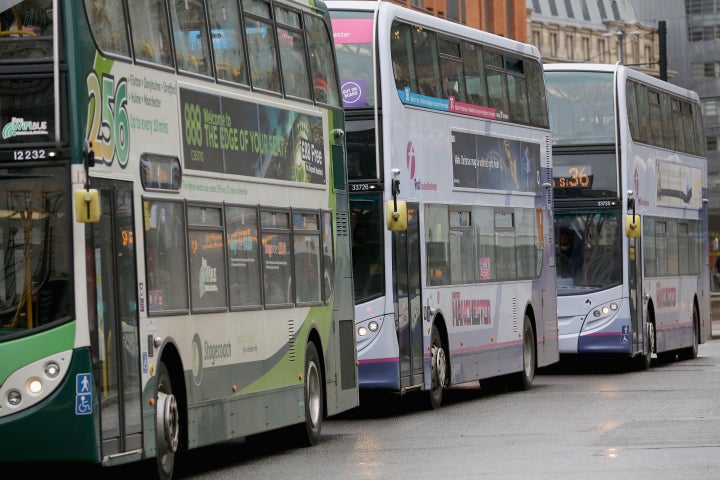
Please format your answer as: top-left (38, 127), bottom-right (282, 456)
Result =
top-left (485, 52), bottom-right (508, 114)
top-left (260, 210), bottom-right (293, 306)
top-left (207, 0), bottom-right (248, 84)
top-left (144, 201), bottom-right (189, 313)
top-left (438, 37), bottom-right (465, 102)
top-left (169, 0), bottom-right (212, 76)
top-left (525, 59), bottom-right (548, 128)
top-left (507, 73), bottom-right (529, 124)
top-left (246, 17), bottom-right (280, 92)
top-left (276, 7), bottom-right (311, 99)
top-left (127, 0), bottom-right (173, 67)
top-left (293, 212), bottom-right (322, 304)
top-left (462, 41), bottom-right (487, 106)
top-left (412, 26), bottom-right (441, 98)
top-left (391, 21), bottom-right (414, 92)
top-left (635, 83), bottom-right (650, 144)
top-left (85, 0), bottom-right (130, 57)
top-left (243, 0), bottom-right (280, 92)
top-left (226, 206), bottom-right (262, 308)
top-left (304, 13), bottom-right (340, 106)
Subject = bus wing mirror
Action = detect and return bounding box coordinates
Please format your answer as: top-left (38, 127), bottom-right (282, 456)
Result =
top-left (386, 200), bottom-right (408, 231)
top-left (75, 188), bottom-right (101, 223)
top-left (625, 213), bottom-right (641, 238)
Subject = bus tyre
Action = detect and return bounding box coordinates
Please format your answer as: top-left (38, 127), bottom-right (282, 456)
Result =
top-left (428, 324), bottom-right (447, 409)
top-left (636, 322), bottom-right (654, 371)
top-left (296, 341), bottom-right (324, 446)
top-left (508, 315), bottom-right (535, 391)
top-left (156, 361), bottom-right (179, 480)
top-left (679, 305), bottom-right (699, 360)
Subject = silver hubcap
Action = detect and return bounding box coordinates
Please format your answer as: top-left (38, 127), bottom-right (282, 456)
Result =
top-left (157, 390), bottom-right (179, 455)
top-left (307, 361), bottom-right (321, 427)
top-left (432, 345), bottom-right (447, 388)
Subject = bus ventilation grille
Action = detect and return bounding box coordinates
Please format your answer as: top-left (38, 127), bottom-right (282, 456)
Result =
top-left (288, 318), bottom-right (296, 361)
top-left (543, 135), bottom-right (552, 168)
top-left (336, 212), bottom-right (349, 237)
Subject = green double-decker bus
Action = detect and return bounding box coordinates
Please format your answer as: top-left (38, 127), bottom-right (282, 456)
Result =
top-left (0, 1), bottom-right (357, 478)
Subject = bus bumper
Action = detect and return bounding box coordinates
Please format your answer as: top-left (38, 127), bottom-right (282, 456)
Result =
top-left (357, 358), bottom-right (401, 390)
top-left (0, 348), bottom-right (99, 463)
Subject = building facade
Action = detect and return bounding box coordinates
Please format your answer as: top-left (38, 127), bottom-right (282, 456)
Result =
top-left (526, 0), bottom-right (661, 77)
top-left (361, 0), bottom-right (528, 40)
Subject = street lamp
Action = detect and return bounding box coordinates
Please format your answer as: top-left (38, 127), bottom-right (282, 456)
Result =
top-left (603, 28), bottom-right (641, 64)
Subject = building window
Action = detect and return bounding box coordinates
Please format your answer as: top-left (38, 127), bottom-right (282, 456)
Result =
top-left (707, 136), bottom-right (719, 152)
top-left (644, 45), bottom-right (653, 65)
top-left (549, 0), bottom-right (558, 16)
top-left (597, 38), bottom-right (607, 63)
top-left (564, 0), bottom-right (575, 18)
top-left (685, 0), bottom-right (720, 14)
top-left (550, 32), bottom-right (558, 57)
top-left (532, 0), bottom-right (542, 13)
top-left (446, 0), bottom-right (460, 22)
top-left (705, 63), bottom-right (718, 77)
top-left (581, 0), bottom-right (591, 20)
top-left (598, 0), bottom-right (607, 20)
top-left (532, 30), bottom-right (542, 48)
top-left (611, 0), bottom-right (621, 20)
top-left (582, 37), bottom-right (590, 61)
top-left (702, 97), bottom-right (720, 116)
top-left (566, 34), bottom-right (575, 60)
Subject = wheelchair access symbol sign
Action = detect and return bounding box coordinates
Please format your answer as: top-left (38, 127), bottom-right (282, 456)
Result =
top-left (75, 373), bottom-right (92, 415)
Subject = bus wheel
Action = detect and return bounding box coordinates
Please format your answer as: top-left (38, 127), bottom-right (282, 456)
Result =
top-left (636, 322), bottom-right (654, 370)
top-left (679, 305), bottom-right (699, 360)
top-left (508, 315), bottom-right (535, 391)
top-left (156, 361), bottom-right (179, 480)
top-left (295, 341), bottom-right (324, 446)
top-left (428, 324), bottom-right (446, 409)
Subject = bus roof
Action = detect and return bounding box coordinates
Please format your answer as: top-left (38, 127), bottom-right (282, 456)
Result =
top-left (544, 62), bottom-right (700, 102)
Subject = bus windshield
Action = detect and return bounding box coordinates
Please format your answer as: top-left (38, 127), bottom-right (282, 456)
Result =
top-left (0, 165), bottom-right (70, 336)
top-left (330, 10), bottom-right (375, 108)
top-left (545, 70), bottom-right (615, 146)
top-left (554, 209), bottom-right (622, 294)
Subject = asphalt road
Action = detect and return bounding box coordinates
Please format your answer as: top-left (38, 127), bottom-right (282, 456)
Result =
top-left (12, 320), bottom-right (720, 480)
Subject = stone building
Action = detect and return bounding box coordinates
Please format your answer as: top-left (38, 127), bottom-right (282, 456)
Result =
top-left (526, 0), bottom-right (661, 77)
top-left (354, 0), bottom-right (528, 40)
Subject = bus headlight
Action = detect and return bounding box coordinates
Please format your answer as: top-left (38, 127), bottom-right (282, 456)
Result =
top-left (358, 321), bottom-right (380, 337)
top-left (28, 378), bottom-right (43, 395)
top-left (0, 351), bottom-right (71, 418)
top-left (7, 390), bottom-right (22, 406)
top-left (585, 301), bottom-right (620, 330)
top-left (45, 362), bottom-right (61, 379)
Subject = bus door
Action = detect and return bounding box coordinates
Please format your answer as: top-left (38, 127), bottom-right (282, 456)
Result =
top-left (86, 179), bottom-right (142, 458)
top-left (627, 229), bottom-right (645, 353)
top-left (392, 203), bottom-right (423, 389)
